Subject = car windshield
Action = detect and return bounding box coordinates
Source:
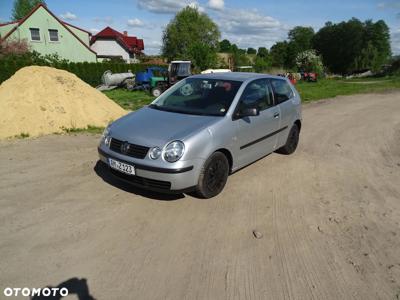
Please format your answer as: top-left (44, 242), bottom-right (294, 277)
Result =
top-left (149, 78), bottom-right (242, 116)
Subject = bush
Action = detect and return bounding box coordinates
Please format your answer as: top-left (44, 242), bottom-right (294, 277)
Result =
top-left (0, 51), bottom-right (164, 86)
top-left (295, 50), bottom-right (324, 75)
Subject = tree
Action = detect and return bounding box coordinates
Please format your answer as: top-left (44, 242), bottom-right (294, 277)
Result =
top-left (257, 47), bottom-right (269, 58)
top-left (288, 26), bottom-right (315, 51)
top-left (162, 6), bottom-right (220, 70)
top-left (219, 39), bottom-right (232, 52)
top-left (268, 26), bottom-right (315, 70)
top-left (254, 56), bottom-right (270, 72)
top-left (247, 47), bottom-right (257, 55)
top-left (12, 0), bottom-right (45, 21)
top-left (188, 42), bottom-right (218, 71)
top-left (285, 26), bottom-right (315, 69)
top-left (313, 18), bottom-right (391, 74)
top-left (270, 41), bottom-right (288, 68)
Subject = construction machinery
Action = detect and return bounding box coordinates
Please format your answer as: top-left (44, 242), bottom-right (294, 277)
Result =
top-left (150, 61), bottom-right (191, 97)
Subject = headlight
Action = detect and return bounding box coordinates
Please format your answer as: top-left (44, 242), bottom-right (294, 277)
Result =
top-left (101, 126), bottom-right (111, 147)
top-left (163, 141), bottom-right (185, 163)
top-left (149, 147), bottom-right (161, 160)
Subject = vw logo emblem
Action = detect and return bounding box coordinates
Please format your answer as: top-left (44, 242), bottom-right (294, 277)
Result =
top-left (121, 142), bottom-right (130, 154)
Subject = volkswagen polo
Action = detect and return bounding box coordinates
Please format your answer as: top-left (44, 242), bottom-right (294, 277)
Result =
top-left (98, 73), bottom-right (302, 198)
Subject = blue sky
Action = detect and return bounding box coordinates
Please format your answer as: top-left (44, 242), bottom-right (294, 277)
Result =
top-left (1, 0), bottom-right (399, 54)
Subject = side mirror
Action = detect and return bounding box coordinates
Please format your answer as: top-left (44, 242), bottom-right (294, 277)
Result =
top-left (240, 107), bottom-right (259, 118)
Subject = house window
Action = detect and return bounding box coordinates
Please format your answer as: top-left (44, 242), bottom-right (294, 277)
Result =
top-left (48, 29), bottom-right (59, 42)
top-left (29, 28), bottom-right (40, 41)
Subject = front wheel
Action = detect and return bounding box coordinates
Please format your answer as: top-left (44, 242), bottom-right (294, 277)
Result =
top-left (276, 124), bottom-right (300, 155)
top-left (195, 152), bottom-right (229, 199)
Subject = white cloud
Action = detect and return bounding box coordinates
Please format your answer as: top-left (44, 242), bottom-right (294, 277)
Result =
top-left (90, 28), bottom-right (100, 34)
top-left (378, 2), bottom-right (400, 9)
top-left (207, 0), bottom-right (224, 10)
top-left (127, 18), bottom-right (145, 27)
top-left (137, 0), bottom-right (203, 14)
top-left (137, 1), bottom-right (288, 51)
top-left (93, 16), bottom-right (114, 24)
top-left (60, 12), bottom-right (77, 21)
top-left (215, 8), bottom-right (287, 49)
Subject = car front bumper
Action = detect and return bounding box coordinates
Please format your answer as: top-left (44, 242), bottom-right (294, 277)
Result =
top-left (98, 146), bottom-right (204, 192)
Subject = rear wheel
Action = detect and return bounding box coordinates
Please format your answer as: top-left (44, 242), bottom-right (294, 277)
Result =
top-left (195, 152), bottom-right (229, 199)
top-left (276, 124), bottom-right (300, 155)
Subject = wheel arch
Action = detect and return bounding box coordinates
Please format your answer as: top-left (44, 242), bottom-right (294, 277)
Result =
top-left (214, 148), bottom-right (233, 173)
top-left (294, 119), bottom-right (302, 131)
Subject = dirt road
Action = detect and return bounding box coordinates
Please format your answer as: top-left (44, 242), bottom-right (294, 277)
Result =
top-left (1, 92), bottom-right (399, 300)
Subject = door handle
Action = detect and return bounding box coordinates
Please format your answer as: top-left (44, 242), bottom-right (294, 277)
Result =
top-left (273, 112), bottom-right (280, 118)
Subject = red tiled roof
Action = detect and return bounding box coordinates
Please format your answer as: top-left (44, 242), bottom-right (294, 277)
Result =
top-left (0, 21), bottom-right (18, 27)
top-left (90, 26), bottom-right (144, 53)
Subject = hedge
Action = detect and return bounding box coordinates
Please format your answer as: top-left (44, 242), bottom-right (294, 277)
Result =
top-left (0, 54), bottom-right (166, 86)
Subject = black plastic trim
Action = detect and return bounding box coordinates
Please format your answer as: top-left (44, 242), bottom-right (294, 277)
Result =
top-left (240, 126), bottom-right (288, 150)
top-left (98, 148), bottom-right (193, 174)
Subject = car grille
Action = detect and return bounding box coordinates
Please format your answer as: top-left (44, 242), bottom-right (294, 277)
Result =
top-left (110, 169), bottom-right (171, 190)
top-left (110, 138), bottom-right (149, 159)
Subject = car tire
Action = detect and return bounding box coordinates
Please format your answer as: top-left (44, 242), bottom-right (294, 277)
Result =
top-left (276, 124), bottom-right (300, 155)
top-left (195, 152), bottom-right (229, 199)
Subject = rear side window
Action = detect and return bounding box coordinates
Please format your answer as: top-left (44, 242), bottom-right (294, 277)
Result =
top-left (270, 79), bottom-right (294, 104)
top-left (238, 79), bottom-right (273, 112)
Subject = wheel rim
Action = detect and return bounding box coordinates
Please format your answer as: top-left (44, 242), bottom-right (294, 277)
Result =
top-left (205, 159), bottom-right (227, 193)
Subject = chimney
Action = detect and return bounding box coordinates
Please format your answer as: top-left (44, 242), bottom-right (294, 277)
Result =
top-left (123, 31), bottom-right (128, 36)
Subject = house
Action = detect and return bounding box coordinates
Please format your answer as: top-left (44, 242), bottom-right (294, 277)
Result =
top-left (0, 3), bottom-right (97, 62)
top-left (90, 27), bottom-right (144, 63)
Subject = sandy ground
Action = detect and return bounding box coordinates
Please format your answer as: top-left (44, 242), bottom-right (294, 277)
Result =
top-left (0, 91), bottom-right (400, 300)
top-left (0, 66), bottom-right (126, 139)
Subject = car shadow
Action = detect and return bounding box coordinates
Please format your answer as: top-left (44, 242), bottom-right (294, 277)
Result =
top-left (93, 161), bottom-right (185, 201)
top-left (31, 277), bottom-right (95, 300)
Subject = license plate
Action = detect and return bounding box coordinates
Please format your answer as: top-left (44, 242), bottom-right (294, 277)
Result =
top-left (109, 158), bottom-right (135, 175)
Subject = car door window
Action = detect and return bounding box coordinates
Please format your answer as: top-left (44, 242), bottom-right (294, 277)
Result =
top-left (270, 79), bottom-right (294, 104)
top-left (238, 79), bottom-right (273, 113)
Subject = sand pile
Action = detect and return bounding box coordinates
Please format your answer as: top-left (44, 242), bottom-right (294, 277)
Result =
top-left (0, 66), bottom-right (127, 139)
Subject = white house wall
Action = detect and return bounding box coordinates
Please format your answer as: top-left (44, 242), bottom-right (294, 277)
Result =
top-left (91, 40), bottom-right (130, 60)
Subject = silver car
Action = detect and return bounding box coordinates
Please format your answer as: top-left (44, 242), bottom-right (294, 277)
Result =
top-left (98, 73), bottom-right (302, 198)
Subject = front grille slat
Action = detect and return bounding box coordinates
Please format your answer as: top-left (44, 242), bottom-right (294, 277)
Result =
top-left (110, 138), bottom-right (149, 159)
top-left (110, 169), bottom-right (171, 190)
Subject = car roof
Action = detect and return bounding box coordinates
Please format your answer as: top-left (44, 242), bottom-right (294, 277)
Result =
top-left (190, 72), bottom-right (285, 82)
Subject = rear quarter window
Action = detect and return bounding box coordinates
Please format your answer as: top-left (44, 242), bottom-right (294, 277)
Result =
top-left (270, 79), bottom-right (294, 104)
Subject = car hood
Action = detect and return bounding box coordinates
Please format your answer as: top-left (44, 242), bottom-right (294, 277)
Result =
top-left (110, 107), bottom-right (221, 147)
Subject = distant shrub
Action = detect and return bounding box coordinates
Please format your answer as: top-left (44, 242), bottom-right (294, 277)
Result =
top-left (0, 38), bottom-right (30, 57)
top-left (296, 50), bottom-right (324, 75)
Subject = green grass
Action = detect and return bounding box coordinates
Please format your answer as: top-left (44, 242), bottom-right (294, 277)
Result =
top-left (61, 125), bottom-right (105, 134)
top-left (103, 89), bottom-right (155, 111)
top-left (296, 76), bottom-right (400, 102)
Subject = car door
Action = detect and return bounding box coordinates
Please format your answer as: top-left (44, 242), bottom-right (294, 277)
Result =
top-left (234, 78), bottom-right (281, 168)
top-left (269, 78), bottom-right (295, 147)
